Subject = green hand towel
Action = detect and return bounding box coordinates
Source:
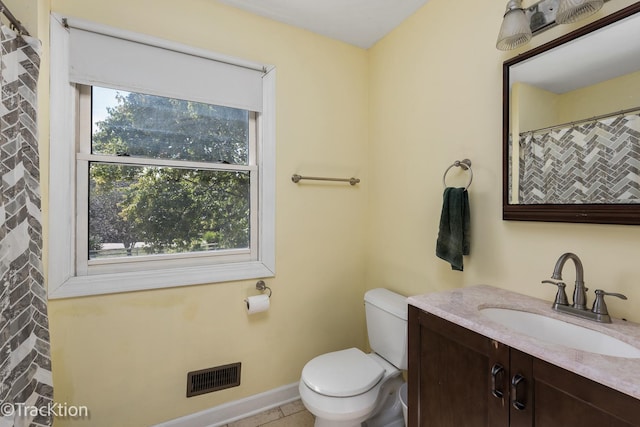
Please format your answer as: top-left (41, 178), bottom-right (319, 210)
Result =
top-left (436, 187), bottom-right (470, 271)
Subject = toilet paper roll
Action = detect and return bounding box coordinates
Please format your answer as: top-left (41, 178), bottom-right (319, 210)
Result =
top-left (245, 294), bottom-right (270, 314)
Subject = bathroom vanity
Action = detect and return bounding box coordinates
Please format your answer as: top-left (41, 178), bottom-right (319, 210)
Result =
top-left (407, 286), bottom-right (640, 427)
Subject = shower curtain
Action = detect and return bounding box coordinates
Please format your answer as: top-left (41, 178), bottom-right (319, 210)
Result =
top-left (519, 114), bottom-right (640, 204)
top-left (0, 26), bottom-right (53, 427)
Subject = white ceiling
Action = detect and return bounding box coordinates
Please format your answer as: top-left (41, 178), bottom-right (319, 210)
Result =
top-left (216, 0), bottom-right (430, 49)
top-left (511, 9), bottom-right (640, 94)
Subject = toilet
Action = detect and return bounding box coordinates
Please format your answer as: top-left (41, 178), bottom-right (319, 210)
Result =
top-left (299, 288), bottom-right (408, 427)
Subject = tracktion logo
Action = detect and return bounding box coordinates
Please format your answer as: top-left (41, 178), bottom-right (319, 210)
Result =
top-left (1, 402), bottom-right (89, 419)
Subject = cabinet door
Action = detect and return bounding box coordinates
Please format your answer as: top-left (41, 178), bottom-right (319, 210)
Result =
top-left (532, 359), bottom-right (640, 427)
top-left (408, 307), bottom-right (509, 427)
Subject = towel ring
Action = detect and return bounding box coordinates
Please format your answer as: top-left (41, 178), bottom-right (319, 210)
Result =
top-left (442, 159), bottom-right (473, 190)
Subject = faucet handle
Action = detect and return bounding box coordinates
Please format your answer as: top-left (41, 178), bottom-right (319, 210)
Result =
top-left (591, 289), bottom-right (627, 323)
top-left (542, 280), bottom-right (569, 308)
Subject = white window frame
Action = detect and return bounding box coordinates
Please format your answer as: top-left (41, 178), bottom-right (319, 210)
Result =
top-left (48, 14), bottom-right (276, 299)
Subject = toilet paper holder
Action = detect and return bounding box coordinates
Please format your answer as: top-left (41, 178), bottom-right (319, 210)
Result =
top-left (255, 280), bottom-right (272, 298)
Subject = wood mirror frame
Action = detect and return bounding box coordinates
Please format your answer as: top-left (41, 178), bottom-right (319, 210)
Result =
top-left (502, 3), bottom-right (640, 225)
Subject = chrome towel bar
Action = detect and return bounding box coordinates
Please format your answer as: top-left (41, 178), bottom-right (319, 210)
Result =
top-left (291, 174), bottom-right (360, 186)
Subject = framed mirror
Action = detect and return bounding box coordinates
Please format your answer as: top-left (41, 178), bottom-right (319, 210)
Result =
top-left (503, 3), bottom-right (640, 225)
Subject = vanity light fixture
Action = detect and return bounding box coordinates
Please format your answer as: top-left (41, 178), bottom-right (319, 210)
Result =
top-left (556, 0), bottom-right (604, 24)
top-left (496, 0), bottom-right (606, 50)
top-left (496, 0), bottom-right (532, 51)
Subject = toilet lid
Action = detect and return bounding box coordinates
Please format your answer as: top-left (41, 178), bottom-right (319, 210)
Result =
top-left (302, 348), bottom-right (385, 397)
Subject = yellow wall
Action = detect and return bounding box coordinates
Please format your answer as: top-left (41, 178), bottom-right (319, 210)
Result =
top-left (1, 0), bottom-right (38, 32)
top-left (515, 82), bottom-right (560, 133)
top-left (45, 0), bottom-right (369, 425)
top-left (558, 69), bottom-right (640, 122)
top-left (512, 69), bottom-right (640, 135)
top-left (368, 0), bottom-right (640, 324)
top-left (17, 0), bottom-right (640, 425)
top-left (510, 82), bottom-right (560, 202)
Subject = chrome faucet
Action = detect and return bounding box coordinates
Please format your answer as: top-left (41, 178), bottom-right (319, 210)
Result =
top-left (542, 252), bottom-right (627, 323)
top-left (551, 252), bottom-right (587, 310)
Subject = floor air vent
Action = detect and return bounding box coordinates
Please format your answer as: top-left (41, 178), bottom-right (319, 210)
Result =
top-left (187, 362), bottom-right (241, 397)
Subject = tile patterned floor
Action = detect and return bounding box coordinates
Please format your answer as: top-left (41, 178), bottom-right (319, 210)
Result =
top-left (225, 399), bottom-right (315, 427)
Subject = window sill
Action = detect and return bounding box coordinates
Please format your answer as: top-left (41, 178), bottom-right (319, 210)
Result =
top-left (47, 261), bottom-right (275, 299)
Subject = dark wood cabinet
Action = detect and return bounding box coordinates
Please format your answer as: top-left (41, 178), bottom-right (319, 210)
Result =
top-left (408, 307), bottom-right (508, 426)
top-left (408, 305), bottom-right (640, 427)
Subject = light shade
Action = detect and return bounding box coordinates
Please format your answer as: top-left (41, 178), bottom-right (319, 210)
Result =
top-left (496, 0), bottom-right (533, 51)
top-left (556, 0), bottom-right (604, 24)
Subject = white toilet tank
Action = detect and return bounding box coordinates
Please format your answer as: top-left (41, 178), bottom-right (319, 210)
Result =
top-left (364, 288), bottom-right (408, 370)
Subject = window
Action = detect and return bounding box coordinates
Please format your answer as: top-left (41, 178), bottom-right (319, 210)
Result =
top-left (49, 15), bottom-right (275, 298)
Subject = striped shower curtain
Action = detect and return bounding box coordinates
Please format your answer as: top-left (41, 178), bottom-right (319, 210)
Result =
top-left (0, 26), bottom-right (53, 427)
top-left (519, 114), bottom-right (640, 204)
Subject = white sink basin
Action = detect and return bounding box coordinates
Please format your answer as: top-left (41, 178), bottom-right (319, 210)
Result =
top-left (479, 307), bottom-right (640, 358)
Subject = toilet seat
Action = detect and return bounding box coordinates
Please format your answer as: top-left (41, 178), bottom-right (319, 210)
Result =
top-left (299, 376), bottom-right (381, 424)
top-left (302, 348), bottom-right (385, 397)
top-left (299, 351), bottom-right (402, 424)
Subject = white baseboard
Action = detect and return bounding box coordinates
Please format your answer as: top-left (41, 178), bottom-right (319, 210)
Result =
top-left (153, 382), bottom-right (301, 427)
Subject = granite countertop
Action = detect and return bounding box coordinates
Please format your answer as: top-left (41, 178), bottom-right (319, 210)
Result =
top-left (407, 285), bottom-right (640, 400)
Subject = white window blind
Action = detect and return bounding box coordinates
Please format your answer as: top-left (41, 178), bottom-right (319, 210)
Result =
top-left (64, 17), bottom-right (265, 112)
